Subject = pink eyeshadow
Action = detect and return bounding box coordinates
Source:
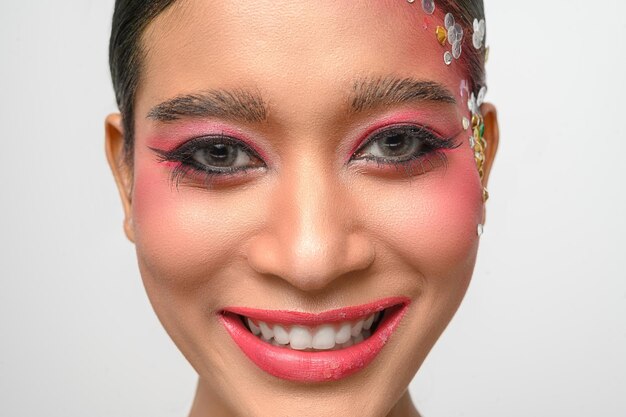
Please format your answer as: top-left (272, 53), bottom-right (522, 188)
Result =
top-left (344, 109), bottom-right (461, 164)
top-left (143, 121), bottom-right (270, 161)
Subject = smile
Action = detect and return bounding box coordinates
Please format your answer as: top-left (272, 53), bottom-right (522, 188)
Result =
top-left (219, 296), bottom-right (410, 382)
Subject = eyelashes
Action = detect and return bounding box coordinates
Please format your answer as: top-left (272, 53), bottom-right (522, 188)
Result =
top-left (150, 136), bottom-right (266, 188)
top-left (151, 124), bottom-right (461, 188)
top-left (351, 124), bottom-right (460, 176)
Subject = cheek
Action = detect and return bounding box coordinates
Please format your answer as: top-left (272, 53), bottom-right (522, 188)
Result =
top-left (130, 159), bottom-right (252, 293)
top-left (364, 150), bottom-right (482, 280)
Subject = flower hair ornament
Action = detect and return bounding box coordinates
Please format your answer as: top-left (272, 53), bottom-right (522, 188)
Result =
top-left (407, 0), bottom-right (490, 235)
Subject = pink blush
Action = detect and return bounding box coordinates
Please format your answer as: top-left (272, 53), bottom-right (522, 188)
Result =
top-left (353, 147), bottom-right (483, 273)
top-left (159, 161), bottom-right (180, 169)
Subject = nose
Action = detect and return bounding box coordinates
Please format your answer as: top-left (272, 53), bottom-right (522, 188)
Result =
top-left (245, 160), bottom-right (375, 292)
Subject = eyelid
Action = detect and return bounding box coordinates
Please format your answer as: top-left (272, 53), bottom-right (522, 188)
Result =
top-left (148, 123), bottom-right (274, 161)
top-left (173, 134), bottom-right (260, 156)
top-left (371, 123), bottom-right (445, 140)
top-left (151, 134), bottom-right (265, 164)
top-left (351, 123), bottom-right (449, 158)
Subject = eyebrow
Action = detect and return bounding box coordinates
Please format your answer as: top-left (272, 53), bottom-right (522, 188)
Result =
top-left (147, 88), bottom-right (268, 123)
top-left (146, 76), bottom-right (455, 122)
top-left (349, 75), bottom-right (456, 113)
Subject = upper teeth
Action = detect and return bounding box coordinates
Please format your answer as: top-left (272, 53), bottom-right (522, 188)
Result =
top-left (246, 312), bottom-right (381, 351)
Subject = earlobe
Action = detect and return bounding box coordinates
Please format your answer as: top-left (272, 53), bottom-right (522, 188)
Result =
top-left (105, 113), bottom-right (135, 243)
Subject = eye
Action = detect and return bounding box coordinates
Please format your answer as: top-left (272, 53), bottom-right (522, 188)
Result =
top-left (150, 135), bottom-right (266, 187)
top-left (351, 124), bottom-right (457, 165)
top-left (191, 141), bottom-right (256, 170)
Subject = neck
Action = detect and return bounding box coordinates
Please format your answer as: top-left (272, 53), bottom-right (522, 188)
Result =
top-left (387, 390), bottom-right (422, 417)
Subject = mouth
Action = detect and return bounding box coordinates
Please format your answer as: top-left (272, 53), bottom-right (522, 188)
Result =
top-left (218, 297), bottom-right (410, 382)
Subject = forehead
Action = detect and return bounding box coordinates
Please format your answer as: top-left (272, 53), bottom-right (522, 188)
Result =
top-left (138, 0), bottom-right (465, 118)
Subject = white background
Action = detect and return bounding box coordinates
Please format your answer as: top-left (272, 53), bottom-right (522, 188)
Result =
top-left (1, 1), bottom-right (625, 416)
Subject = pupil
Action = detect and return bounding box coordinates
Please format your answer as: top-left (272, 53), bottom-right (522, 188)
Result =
top-left (204, 143), bottom-right (237, 166)
top-left (382, 133), bottom-right (411, 156)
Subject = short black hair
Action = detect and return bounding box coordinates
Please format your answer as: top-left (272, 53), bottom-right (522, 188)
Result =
top-left (109, 0), bottom-right (486, 167)
top-left (109, 0), bottom-right (177, 168)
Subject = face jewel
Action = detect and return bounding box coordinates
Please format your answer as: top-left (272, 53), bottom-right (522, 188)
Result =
top-left (447, 25), bottom-right (457, 45)
top-left (472, 18), bottom-right (486, 49)
top-left (472, 31), bottom-right (482, 49)
top-left (421, 0), bottom-right (435, 14)
top-left (471, 113), bottom-right (481, 129)
top-left (436, 26), bottom-right (447, 46)
top-left (460, 79), bottom-right (469, 98)
top-left (444, 51), bottom-right (453, 65)
top-left (463, 117), bottom-right (470, 130)
top-left (452, 39), bottom-right (462, 59)
top-left (477, 224), bottom-right (484, 237)
top-left (407, 0), bottom-right (415, 3)
top-left (444, 13), bottom-right (455, 30)
top-left (453, 24), bottom-right (463, 42)
top-left (468, 93), bottom-right (479, 115)
top-left (482, 187), bottom-right (490, 202)
top-left (469, 135), bottom-right (475, 148)
top-left (477, 86), bottom-right (487, 106)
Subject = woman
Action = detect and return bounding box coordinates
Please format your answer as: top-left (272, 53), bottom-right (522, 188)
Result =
top-left (105, 0), bottom-right (499, 415)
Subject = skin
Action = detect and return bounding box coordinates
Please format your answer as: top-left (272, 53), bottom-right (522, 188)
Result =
top-left (105, 1), bottom-right (499, 416)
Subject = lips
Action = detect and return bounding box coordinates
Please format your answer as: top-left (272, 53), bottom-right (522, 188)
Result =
top-left (218, 296), bottom-right (410, 382)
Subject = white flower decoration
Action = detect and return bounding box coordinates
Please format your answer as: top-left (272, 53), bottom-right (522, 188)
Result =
top-left (444, 13), bottom-right (455, 30)
top-left (421, 0), bottom-right (435, 15)
top-left (468, 93), bottom-right (479, 115)
top-left (477, 86), bottom-right (487, 106)
top-left (472, 18), bottom-right (486, 49)
top-left (467, 86), bottom-right (487, 115)
top-left (443, 13), bottom-right (464, 61)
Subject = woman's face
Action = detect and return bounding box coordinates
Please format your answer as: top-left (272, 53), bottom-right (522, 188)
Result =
top-left (107, 1), bottom-right (497, 416)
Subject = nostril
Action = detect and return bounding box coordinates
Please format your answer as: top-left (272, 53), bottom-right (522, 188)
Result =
top-left (244, 227), bottom-right (375, 294)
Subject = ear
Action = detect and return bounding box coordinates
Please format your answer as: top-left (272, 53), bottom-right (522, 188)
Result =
top-left (479, 102), bottom-right (499, 224)
top-left (105, 113), bottom-right (135, 243)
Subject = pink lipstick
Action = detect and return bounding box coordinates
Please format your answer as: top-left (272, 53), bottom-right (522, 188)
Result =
top-left (218, 296), bottom-right (410, 382)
